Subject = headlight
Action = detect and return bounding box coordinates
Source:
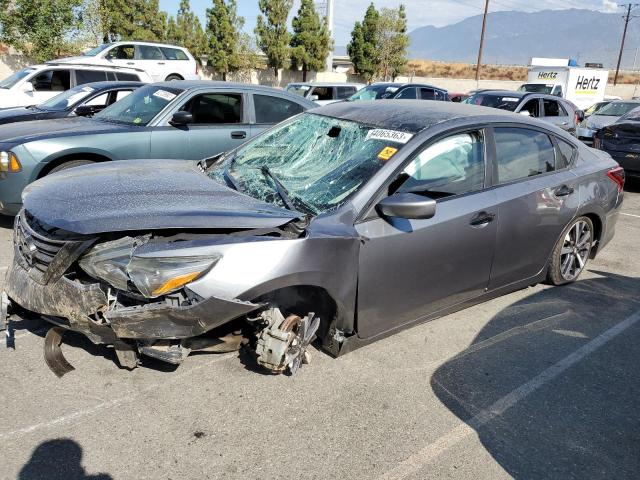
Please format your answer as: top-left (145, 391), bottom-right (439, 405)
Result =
top-left (79, 237), bottom-right (220, 298)
top-left (0, 151), bottom-right (21, 173)
top-left (127, 255), bottom-right (220, 298)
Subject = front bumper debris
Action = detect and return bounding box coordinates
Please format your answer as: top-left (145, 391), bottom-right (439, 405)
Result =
top-left (4, 259), bottom-right (262, 374)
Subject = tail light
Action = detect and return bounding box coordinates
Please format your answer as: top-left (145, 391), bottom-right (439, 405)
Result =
top-left (607, 166), bottom-right (625, 193)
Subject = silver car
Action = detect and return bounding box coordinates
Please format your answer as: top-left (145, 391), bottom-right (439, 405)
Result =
top-left (1, 102), bottom-right (624, 376)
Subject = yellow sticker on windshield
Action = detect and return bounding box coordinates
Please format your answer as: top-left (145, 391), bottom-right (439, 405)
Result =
top-left (133, 117), bottom-right (142, 124)
top-left (378, 147), bottom-right (398, 161)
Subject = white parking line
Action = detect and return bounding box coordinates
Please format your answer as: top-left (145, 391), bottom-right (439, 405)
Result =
top-left (621, 212), bottom-right (640, 219)
top-left (378, 308), bottom-right (640, 480)
top-left (0, 352), bottom-right (236, 440)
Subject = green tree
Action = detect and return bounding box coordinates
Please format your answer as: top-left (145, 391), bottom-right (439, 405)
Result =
top-left (98, 0), bottom-right (166, 42)
top-left (206, 0), bottom-right (243, 80)
top-left (347, 3), bottom-right (378, 82)
top-left (376, 5), bottom-right (408, 80)
top-left (290, 0), bottom-right (332, 81)
top-left (255, 0), bottom-right (293, 77)
top-left (173, 0), bottom-right (207, 58)
top-left (0, 0), bottom-right (83, 62)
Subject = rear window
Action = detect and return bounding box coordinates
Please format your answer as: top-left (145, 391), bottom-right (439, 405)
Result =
top-left (494, 127), bottom-right (556, 183)
top-left (115, 72), bottom-right (141, 81)
top-left (254, 94), bottom-right (304, 123)
top-left (75, 69), bottom-right (108, 85)
top-left (160, 47), bottom-right (189, 60)
top-left (466, 93), bottom-right (522, 111)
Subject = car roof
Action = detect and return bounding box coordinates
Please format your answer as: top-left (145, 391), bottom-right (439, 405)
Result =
top-left (149, 80), bottom-right (318, 106)
top-left (39, 62), bottom-right (146, 73)
top-left (73, 81), bottom-right (146, 90)
top-left (287, 82), bottom-right (365, 87)
top-left (107, 40), bottom-right (190, 50)
top-left (313, 100), bottom-right (526, 134)
top-left (396, 83), bottom-right (448, 92)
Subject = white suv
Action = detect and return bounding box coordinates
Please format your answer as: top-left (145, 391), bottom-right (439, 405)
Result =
top-left (0, 63), bottom-right (152, 108)
top-left (56, 41), bottom-right (200, 82)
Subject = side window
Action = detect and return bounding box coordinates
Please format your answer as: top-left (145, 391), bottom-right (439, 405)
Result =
top-left (543, 99), bottom-right (567, 117)
top-left (183, 93), bottom-right (243, 124)
top-left (520, 98), bottom-right (540, 117)
top-left (32, 69), bottom-right (71, 91)
top-left (106, 45), bottom-right (134, 60)
top-left (494, 128), bottom-right (556, 184)
top-left (75, 69), bottom-right (108, 85)
top-left (336, 86), bottom-right (356, 99)
top-left (556, 139), bottom-right (576, 169)
top-left (311, 87), bottom-right (334, 101)
top-left (138, 45), bottom-right (164, 60)
top-left (160, 47), bottom-right (189, 60)
top-left (396, 131), bottom-right (485, 198)
top-left (395, 88), bottom-right (417, 99)
top-left (420, 88), bottom-right (436, 100)
top-left (84, 92), bottom-right (110, 107)
top-left (114, 90), bottom-right (133, 103)
top-left (115, 72), bottom-right (140, 81)
top-left (254, 94), bottom-right (304, 124)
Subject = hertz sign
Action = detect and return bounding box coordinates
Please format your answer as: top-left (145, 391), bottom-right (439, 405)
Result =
top-left (575, 75), bottom-right (601, 91)
top-left (538, 72), bottom-right (558, 80)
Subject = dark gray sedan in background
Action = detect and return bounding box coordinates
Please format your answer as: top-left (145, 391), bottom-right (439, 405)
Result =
top-left (2, 102), bottom-right (624, 377)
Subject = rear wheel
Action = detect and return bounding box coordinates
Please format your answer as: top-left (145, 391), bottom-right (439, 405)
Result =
top-left (165, 74), bottom-right (183, 81)
top-left (547, 216), bottom-right (594, 285)
top-left (47, 159), bottom-right (95, 175)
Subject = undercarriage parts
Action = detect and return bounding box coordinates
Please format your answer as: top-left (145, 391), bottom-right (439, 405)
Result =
top-left (255, 308), bottom-right (319, 375)
top-left (44, 327), bottom-right (75, 378)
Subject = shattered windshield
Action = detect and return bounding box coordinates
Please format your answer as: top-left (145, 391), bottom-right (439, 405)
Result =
top-left (208, 113), bottom-right (413, 215)
top-left (595, 102), bottom-right (640, 117)
top-left (94, 85), bottom-right (183, 126)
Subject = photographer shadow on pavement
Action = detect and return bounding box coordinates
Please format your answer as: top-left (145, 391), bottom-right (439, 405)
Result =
top-left (19, 439), bottom-right (112, 480)
top-left (431, 270), bottom-right (640, 479)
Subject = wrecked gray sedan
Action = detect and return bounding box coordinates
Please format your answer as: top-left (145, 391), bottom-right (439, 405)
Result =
top-left (1, 102), bottom-right (624, 376)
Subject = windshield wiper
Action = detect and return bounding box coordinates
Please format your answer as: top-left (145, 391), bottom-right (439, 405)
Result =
top-left (260, 166), bottom-right (314, 214)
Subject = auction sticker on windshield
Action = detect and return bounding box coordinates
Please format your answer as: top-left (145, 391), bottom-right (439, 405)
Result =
top-left (378, 147), bottom-right (398, 161)
top-left (153, 90), bottom-right (177, 102)
top-left (366, 129), bottom-right (414, 144)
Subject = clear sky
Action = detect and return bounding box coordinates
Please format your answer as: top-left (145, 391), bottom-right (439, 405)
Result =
top-left (158, 0), bottom-right (619, 46)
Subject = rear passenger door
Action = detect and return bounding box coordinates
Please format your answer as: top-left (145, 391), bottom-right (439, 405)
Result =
top-left (136, 45), bottom-right (166, 82)
top-left (250, 93), bottom-right (305, 137)
top-left (337, 86), bottom-right (357, 100)
top-left (542, 98), bottom-right (573, 133)
top-left (488, 126), bottom-right (579, 289)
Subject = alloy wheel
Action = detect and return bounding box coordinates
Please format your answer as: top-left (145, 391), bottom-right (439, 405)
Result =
top-left (559, 220), bottom-right (592, 281)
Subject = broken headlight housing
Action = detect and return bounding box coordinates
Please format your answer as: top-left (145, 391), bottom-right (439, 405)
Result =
top-left (79, 237), bottom-right (221, 298)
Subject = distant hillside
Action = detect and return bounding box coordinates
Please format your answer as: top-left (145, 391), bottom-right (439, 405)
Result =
top-left (408, 9), bottom-right (636, 67)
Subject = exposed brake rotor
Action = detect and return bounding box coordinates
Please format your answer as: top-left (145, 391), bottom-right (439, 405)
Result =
top-left (255, 308), bottom-right (319, 375)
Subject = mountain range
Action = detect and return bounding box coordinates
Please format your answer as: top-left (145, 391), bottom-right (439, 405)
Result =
top-left (338, 9), bottom-right (640, 68)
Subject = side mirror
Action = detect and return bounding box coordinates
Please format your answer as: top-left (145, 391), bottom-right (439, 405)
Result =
top-left (376, 192), bottom-right (437, 220)
top-left (309, 95), bottom-right (319, 101)
top-left (74, 105), bottom-right (98, 117)
top-left (21, 81), bottom-right (34, 93)
top-left (170, 110), bottom-right (194, 125)
top-left (519, 110), bottom-right (531, 117)
top-left (576, 110), bottom-right (585, 123)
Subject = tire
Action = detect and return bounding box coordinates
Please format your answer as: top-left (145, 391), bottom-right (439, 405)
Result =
top-left (547, 216), bottom-right (594, 286)
top-left (165, 74), bottom-right (183, 81)
top-left (47, 160), bottom-right (95, 175)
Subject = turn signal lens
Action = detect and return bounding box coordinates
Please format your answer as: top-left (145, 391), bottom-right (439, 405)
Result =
top-left (607, 166), bottom-right (625, 193)
top-left (0, 152), bottom-right (21, 173)
top-left (152, 271), bottom-right (203, 296)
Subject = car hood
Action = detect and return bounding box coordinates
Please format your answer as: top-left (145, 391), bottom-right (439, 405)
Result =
top-left (22, 160), bottom-right (301, 235)
top-left (586, 115), bottom-right (619, 130)
top-left (0, 117), bottom-right (131, 144)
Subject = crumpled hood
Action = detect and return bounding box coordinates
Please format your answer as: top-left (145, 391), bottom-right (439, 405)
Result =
top-left (586, 115), bottom-right (619, 131)
top-left (22, 160), bottom-right (300, 235)
top-left (0, 117), bottom-right (130, 144)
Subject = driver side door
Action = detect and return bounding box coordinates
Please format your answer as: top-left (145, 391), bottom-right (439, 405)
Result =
top-left (355, 129), bottom-right (498, 339)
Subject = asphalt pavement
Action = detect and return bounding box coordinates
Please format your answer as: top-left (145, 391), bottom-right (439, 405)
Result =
top-left (0, 184), bottom-right (639, 480)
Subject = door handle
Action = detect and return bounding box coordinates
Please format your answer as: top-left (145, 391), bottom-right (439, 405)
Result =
top-left (554, 185), bottom-right (574, 197)
top-left (158, 62), bottom-right (165, 65)
top-left (470, 211), bottom-right (495, 227)
top-left (126, 62), bottom-right (134, 65)
top-left (231, 131), bottom-right (247, 139)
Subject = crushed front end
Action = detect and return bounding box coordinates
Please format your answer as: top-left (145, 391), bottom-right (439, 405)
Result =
top-left (2, 211), bottom-right (323, 376)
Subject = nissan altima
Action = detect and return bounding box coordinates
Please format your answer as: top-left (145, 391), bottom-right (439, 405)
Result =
top-left (1, 101), bottom-right (624, 376)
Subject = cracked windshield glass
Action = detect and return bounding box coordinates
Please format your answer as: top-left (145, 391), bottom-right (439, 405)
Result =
top-left (208, 113), bottom-right (412, 215)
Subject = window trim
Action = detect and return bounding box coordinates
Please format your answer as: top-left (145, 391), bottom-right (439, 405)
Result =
top-left (490, 125), bottom-right (559, 187)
